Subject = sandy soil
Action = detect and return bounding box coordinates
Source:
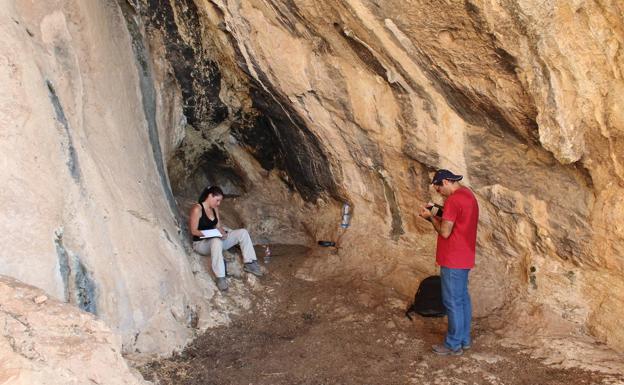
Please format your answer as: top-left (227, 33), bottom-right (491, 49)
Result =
top-left (139, 245), bottom-right (624, 385)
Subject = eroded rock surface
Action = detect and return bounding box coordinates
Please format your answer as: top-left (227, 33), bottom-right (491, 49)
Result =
top-left (140, 0), bottom-right (624, 353)
top-left (1, 0), bottom-right (623, 371)
top-left (0, 0), bottom-right (227, 356)
top-left (0, 275), bottom-right (148, 385)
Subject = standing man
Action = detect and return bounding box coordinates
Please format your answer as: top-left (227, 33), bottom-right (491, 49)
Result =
top-left (419, 169), bottom-right (479, 356)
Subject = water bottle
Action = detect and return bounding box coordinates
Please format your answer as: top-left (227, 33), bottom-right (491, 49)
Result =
top-left (263, 244), bottom-right (272, 264)
top-left (340, 203), bottom-right (351, 228)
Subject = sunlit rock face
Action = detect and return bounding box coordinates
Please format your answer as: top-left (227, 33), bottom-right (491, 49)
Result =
top-left (0, 275), bottom-right (148, 385)
top-left (1, 0), bottom-right (622, 363)
top-left (0, 1), bottom-right (224, 356)
top-left (142, 0), bottom-right (623, 351)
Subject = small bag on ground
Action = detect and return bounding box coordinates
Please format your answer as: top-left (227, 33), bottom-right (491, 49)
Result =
top-left (405, 275), bottom-right (446, 320)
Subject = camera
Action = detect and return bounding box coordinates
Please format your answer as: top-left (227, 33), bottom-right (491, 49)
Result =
top-left (425, 203), bottom-right (443, 221)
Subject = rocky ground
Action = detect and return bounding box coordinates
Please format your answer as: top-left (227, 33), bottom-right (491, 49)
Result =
top-left (138, 245), bottom-right (624, 385)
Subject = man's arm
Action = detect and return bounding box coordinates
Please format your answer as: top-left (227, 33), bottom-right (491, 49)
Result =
top-left (430, 216), bottom-right (454, 239)
top-left (420, 206), bottom-right (454, 238)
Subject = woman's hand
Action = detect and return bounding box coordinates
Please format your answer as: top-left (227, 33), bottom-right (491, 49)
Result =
top-left (218, 227), bottom-right (228, 239)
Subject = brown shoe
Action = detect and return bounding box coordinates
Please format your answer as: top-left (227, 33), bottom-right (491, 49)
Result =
top-left (432, 344), bottom-right (463, 356)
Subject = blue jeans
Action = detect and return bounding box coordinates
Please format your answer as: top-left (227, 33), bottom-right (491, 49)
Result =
top-left (440, 267), bottom-right (472, 350)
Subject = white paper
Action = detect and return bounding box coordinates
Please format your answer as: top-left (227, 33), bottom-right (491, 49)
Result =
top-left (200, 229), bottom-right (222, 239)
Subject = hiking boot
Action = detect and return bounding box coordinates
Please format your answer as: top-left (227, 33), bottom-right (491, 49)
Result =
top-left (243, 261), bottom-right (263, 277)
top-left (462, 343), bottom-right (472, 351)
top-left (216, 277), bottom-right (228, 291)
top-left (432, 344), bottom-right (463, 356)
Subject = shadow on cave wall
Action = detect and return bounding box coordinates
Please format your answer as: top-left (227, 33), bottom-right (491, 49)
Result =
top-left (137, 0), bottom-right (342, 206)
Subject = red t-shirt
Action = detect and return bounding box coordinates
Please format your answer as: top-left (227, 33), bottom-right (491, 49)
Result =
top-left (436, 186), bottom-right (479, 269)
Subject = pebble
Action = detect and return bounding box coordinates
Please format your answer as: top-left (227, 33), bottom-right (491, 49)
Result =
top-left (34, 295), bottom-right (48, 304)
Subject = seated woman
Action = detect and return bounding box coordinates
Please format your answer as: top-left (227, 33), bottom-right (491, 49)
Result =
top-left (189, 186), bottom-right (262, 291)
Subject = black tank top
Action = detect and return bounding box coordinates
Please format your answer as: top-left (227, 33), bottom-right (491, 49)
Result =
top-left (193, 203), bottom-right (218, 241)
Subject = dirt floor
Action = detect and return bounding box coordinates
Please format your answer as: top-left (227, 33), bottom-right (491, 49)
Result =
top-left (139, 245), bottom-right (624, 385)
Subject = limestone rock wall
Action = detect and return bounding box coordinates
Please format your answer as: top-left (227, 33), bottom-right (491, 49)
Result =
top-left (0, 275), bottom-right (148, 385)
top-left (1, 0), bottom-right (623, 363)
top-left (150, 0), bottom-right (623, 352)
top-left (0, 0), bottom-right (222, 356)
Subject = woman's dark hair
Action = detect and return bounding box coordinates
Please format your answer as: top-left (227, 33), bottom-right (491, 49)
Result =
top-left (198, 186), bottom-right (224, 203)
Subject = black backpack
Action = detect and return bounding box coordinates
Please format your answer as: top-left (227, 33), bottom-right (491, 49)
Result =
top-left (405, 275), bottom-right (446, 320)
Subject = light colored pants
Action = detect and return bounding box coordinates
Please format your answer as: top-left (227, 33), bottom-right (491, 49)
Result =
top-left (192, 228), bottom-right (257, 278)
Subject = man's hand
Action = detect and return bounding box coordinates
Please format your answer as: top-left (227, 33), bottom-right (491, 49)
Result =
top-left (420, 204), bottom-right (454, 238)
top-left (419, 206), bottom-right (433, 220)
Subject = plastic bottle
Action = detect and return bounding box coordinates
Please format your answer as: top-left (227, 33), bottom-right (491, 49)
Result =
top-left (340, 203), bottom-right (351, 228)
top-left (263, 244), bottom-right (272, 264)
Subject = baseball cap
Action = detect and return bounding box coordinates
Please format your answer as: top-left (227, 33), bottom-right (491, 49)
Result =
top-left (431, 169), bottom-right (463, 185)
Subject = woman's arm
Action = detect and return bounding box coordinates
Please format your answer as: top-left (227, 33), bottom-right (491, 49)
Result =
top-left (214, 208), bottom-right (229, 238)
top-left (188, 204), bottom-right (204, 238)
